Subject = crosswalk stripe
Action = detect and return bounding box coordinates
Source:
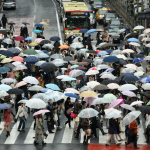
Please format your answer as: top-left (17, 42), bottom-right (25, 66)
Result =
top-left (80, 130), bottom-right (84, 143)
top-left (61, 121), bottom-right (74, 143)
top-left (45, 125), bottom-right (57, 143)
top-left (5, 121), bottom-right (20, 144)
top-left (24, 122), bottom-right (35, 144)
top-left (0, 122), bottom-right (4, 135)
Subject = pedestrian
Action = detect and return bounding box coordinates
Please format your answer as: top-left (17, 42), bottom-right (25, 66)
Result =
top-left (87, 35), bottom-right (93, 50)
top-left (1, 14), bottom-right (7, 29)
top-left (23, 24), bottom-right (28, 38)
top-left (120, 31), bottom-right (124, 50)
top-left (10, 24), bottom-right (15, 39)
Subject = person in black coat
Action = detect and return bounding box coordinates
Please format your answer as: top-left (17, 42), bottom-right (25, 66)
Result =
top-left (23, 25), bottom-right (28, 38)
top-left (106, 118), bottom-right (121, 146)
top-left (54, 41), bottom-right (60, 53)
top-left (20, 27), bottom-right (24, 36)
top-left (87, 35), bottom-right (93, 50)
top-left (1, 14), bottom-right (7, 28)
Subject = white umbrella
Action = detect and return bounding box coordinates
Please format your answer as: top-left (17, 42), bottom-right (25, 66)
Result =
top-left (85, 70), bottom-right (99, 75)
top-left (93, 58), bottom-right (103, 66)
top-left (78, 108), bottom-right (99, 118)
top-left (56, 75), bottom-right (69, 79)
top-left (32, 93), bottom-right (48, 102)
top-left (42, 44), bottom-right (54, 49)
top-left (116, 54), bottom-right (127, 60)
top-left (121, 68), bottom-right (135, 73)
top-left (87, 81), bottom-right (100, 88)
top-left (3, 38), bottom-right (13, 44)
top-left (122, 111), bottom-right (141, 126)
top-left (13, 64), bottom-right (27, 71)
top-left (144, 56), bottom-right (150, 61)
top-left (18, 100), bottom-right (28, 104)
top-left (73, 37), bottom-right (83, 42)
top-left (96, 64), bottom-right (110, 70)
top-left (130, 101), bottom-right (144, 106)
top-left (35, 61), bottom-right (46, 66)
top-left (104, 108), bottom-right (115, 115)
top-left (35, 50), bottom-right (44, 54)
top-left (105, 109), bottom-right (122, 119)
top-left (141, 38), bottom-right (150, 42)
top-left (97, 42), bottom-right (107, 48)
top-left (28, 85), bottom-right (43, 91)
top-left (125, 64), bottom-right (138, 70)
top-left (70, 42), bottom-right (84, 49)
top-left (133, 25), bottom-right (144, 30)
top-left (91, 98), bottom-right (111, 105)
top-left (26, 98), bottom-right (46, 109)
top-left (69, 69), bottom-right (85, 78)
top-left (129, 42), bottom-right (140, 47)
top-left (0, 90), bottom-right (8, 97)
top-left (12, 61), bottom-right (22, 66)
top-left (107, 83), bottom-right (120, 89)
top-left (142, 83), bottom-right (150, 90)
top-left (100, 73), bottom-right (115, 79)
top-left (118, 84), bottom-right (137, 91)
top-left (146, 44), bottom-right (150, 47)
top-left (23, 76), bottom-right (39, 84)
top-left (103, 94), bottom-right (117, 102)
top-left (122, 49), bottom-right (134, 53)
top-left (143, 28), bottom-right (150, 34)
top-left (110, 50), bottom-right (122, 56)
top-left (120, 104), bottom-right (135, 111)
top-left (1, 78), bottom-right (14, 84)
top-left (118, 28), bottom-right (126, 34)
top-left (52, 59), bottom-right (67, 66)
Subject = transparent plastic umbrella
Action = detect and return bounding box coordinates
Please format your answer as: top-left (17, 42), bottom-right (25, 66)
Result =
top-left (105, 109), bottom-right (122, 119)
top-left (69, 69), bottom-right (85, 77)
top-left (0, 90), bottom-right (8, 97)
top-left (23, 76), bottom-right (39, 84)
top-left (91, 98), bottom-right (110, 105)
top-left (87, 81), bottom-right (100, 88)
top-left (79, 86), bottom-right (93, 93)
top-left (118, 84), bottom-right (137, 91)
top-left (103, 94), bottom-right (117, 102)
top-left (120, 104), bottom-right (135, 111)
top-left (28, 85), bottom-right (43, 91)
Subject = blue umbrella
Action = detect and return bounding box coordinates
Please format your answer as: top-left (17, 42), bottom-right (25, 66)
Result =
top-left (25, 37), bottom-right (34, 40)
top-left (79, 29), bottom-right (88, 33)
top-left (0, 67), bottom-right (10, 73)
top-left (36, 53), bottom-right (49, 59)
top-left (123, 75), bottom-right (139, 82)
top-left (61, 77), bottom-right (76, 82)
top-left (0, 103), bottom-right (12, 110)
top-left (65, 93), bottom-right (78, 99)
top-left (127, 38), bottom-right (139, 42)
top-left (139, 51), bottom-right (145, 55)
top-left (103, 56), bottom-right (119, 62)
top-left (40, 62), bottom-right (50, 68)
top-left (97, 51), bottom-right (108, 56)
top-left (86, 29), bottom-right (97, 34)
top-left (105, 49), bottom-right (113, 54)
top-left (45, 84), bottom-right (60, 91)
top-left (23, 56), bottom-right (38, 62)
top-left (40, 88), bottom-right (50, 93)
top-left (140, 77), bottom-right (150, 83)
top-left (50, 36), bottom-right (60, 41)
top-left (121, 73), bottom-right (134, 78)
top-left (42, 50), bottom-right (48, 53)
top-left (0, 50), bottom-right (14, 57)
top-left (0, 84), bottom-right (12, 91)
top-left (34, 24), bottom-right (43, 27)
top-left (8, 47), bottom-right (20, 54)
top-left (33, 30), bottom-right (42, 33)
top-left (133, 57), bottom-right (143, 64)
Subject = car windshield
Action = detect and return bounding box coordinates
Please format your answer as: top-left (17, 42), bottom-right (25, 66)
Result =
top-left (108, 28), bottom-right (119, 33)
top-left (98, 10), bottom-right (107, 15)
top-left (111, 20), bottom-right (120, 25)
top-left (106, 13), bottom-right (116, 18)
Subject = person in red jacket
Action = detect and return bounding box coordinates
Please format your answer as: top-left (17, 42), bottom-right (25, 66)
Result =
top-left (125, 120), bottom-right (140, 149)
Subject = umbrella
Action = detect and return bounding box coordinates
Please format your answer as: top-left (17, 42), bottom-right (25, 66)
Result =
top-left (91, 98), bottom-right (110, 105)
top-left (133, 58), bottom-right (143, 64)
top-left (40, 88), bottom-right (49, 93)
top-left (45, 83), bottom-right (60, 91)
top-left (29, 42), bottom-right (38, 47)
top-left (133, 25), bottom-right (144, 30)
top-left (77, 49), bottom-right (88, 55)
top-left (100, 73), bottom-right (115, 79)
top-left (87, 81), bottom-right (100, 88)
top-left (3, 38), bottom-right (13, 44)
top-left (125, 64), bottom-right (137, 70)
top-left (105, 109), bottom-right (122, 119)
top-left (61, 77), bottom-right (76, 82)
top-left (23, 49), bottom-right (37, 55)
top-left (25, 37), bottom-right (34, 40)
top-left (65, 93), bottom-right (78, 99)
top-left (23, 56), bottom-right (37, 62)
top-left (12, 56), bottom-right (23, 62)
top-left (79, 29), bottom-right (88, 33)
top-left (146, 101), bottom-right (150, 106)
top-left (86, 29), bottom-right (97, 34)
top-left (1, 58), bottom-right (13, 64)
top-left (130, 101), bottom-right (144, 106)
top-left (15, 81), bottom-right (27, 88)
top-left (69, 69), bottom-right (84, 77)
top-left (63, 56), bottom-right (74, 61)
top-left (34, 38), bottom-right (43, 43)
top-left (79, 86), bottom-right (93, 93)
top-left (140, 92), bottom-right (150, 99)
top-left (0, 67), bottom-right (10, 73)
top-left (22, 22), bottom-right (30, 25)
top-left (137, 106), bottom-right (150, 113)
top-left (28, 85), bottom-right (43, 91)
top-left (12, 61), bottom-right (22, 66)
top-left (85, 69), bottom-right (99, 75)
top-left (34, 24), bottom-right (43, 27)
top-left (123, 75), bottom-right (139, 82)
top-left (110, 50), bottom-right (122, 56)
top-left (40, 40), bottom-right (51, 45)
top-left (109, 99), bottom-right (123, 108)
top-left (129, 42), bottom-right (140, 47)
top-left (76, 66), bottom-right (87, 70)
top-left (36, 53), bottom-right (49, 59)
top-left (144, 56), bottom-right (150, 60)
top-left (42, 44), bottom-right (54, 49)
top-left (118, 84), bottom-right (137, 91)
top-left (79, 91), bottom-right (97, 98)
top-left (0, 90), bottom-right (8, 97)
top-left (8, 21), bottom-right (15, 25)
top-left (13, 64), bottom-right (27, 71)
top-left (33, 29), bottom-right (42, 33)
top-left (140, 77), bottom-right (150, 83)
top-left (14, 36), bottom-right (25, 41)
top-left (143, 28), bottom-right (150, 34)
top-left (8, 47), bottom-right (21, 54)
top-left (120, 104), bottom-right (135, 111)
top-left (0, 103), bottom-right (12, 110)
top-left (32, 93), bottom-right (48, 102)
top-left (33, 110), bottom-right (50, 116)
top-left (122, 49), bottom-right (134, 53)
top-left (102, 79), bottom-right (118, 85)
top-left (82, 59), bottom-right (93, 64)
top-left (86, 50), bottom-right (97, 53)
top-left (97, 43), bottom-right (112, 49)
top-left (35, 61), bottom-right (46, 66)
top-left (70, 65), bottom-right (79, 69)
top-left (96, 65), bottom-right (110, 70)
top-left (70, 42), bottom-right (84, 49)
top-left (18, 100), bottom-right (28, 104)
top-left (23, 76), bottom-right (39, 84)
top-left (93, 59), bottom-right (103, 66)
top-left (83, 96), bottom-right (97, 106)
top-left (0, 50), bottom-right (14, 57)
top-left (52, 59), bottom-right (66, 66)
top-left (8, 88), bottom-right (23, 95)
top-left (122, 111), bottom-right (141, 126)
top-left (56, 75), bottom-right (69, 79)
top-left (103, 94), bottom-right (117, 102)
top-left (103, 56), bottom-right (119, 62)
top-left (97, 51), bottom-right (108, 56)
top-left (26, 98), bottom-right (46, 109)
top-left (0, 84), bottom-right (12, 91)
top-left (121, 91), bottom-right (136, 97)
top-left (134, 71), bottom-right (144, 77)
top-left (50, 36), bottom-right (60, 41)
top-left (1, 78), bottom-right (14, 84)
top-left (40, 22), bottom-right (48, 25)
top-left (121, 68), bottom-right (135, 73)
top-left (107, 83), bottom-right (120, 89)
top-left (134, 54), bottom-right (144, 58)
top-left (142, 83), bottom-right (150, 90)
top-left (93, 84), bottom-right (108, 90)
top-left (59, 45), bottom-right (69, 49)
top-left (127, 38), bottom-right (139, 42)
top-left (42, 63), bottom-right (57, 72)
top-left (50, 54), bottom-right (63, 59)
top-left (78, 108), bottom-right (99, 118)
top-left (104, 108), bottom-right (114, 115)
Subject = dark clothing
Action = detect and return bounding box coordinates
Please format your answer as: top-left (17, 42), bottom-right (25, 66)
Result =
top-left (54, 41), bottom-right (60, 53)
top-left (20, 28), bottom-right (24, 36)
top-left (23, 27), bottom-right (28, 38)
top-left (81, 118), bottom-right (90, 131)
top-left (1, 16), bottom-right (7, 28)
top-left (87, 37), bottom-right (93, 50)
top-left (114, 119), bottom-right (121, 134)
top-left (120, 33), bottom-right (124, 40)
top-left (108, 118), bottom-right (116, 134)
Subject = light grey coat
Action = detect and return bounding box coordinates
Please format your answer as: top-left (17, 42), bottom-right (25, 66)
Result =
top-left (35, 118), bottom-right (44, 134)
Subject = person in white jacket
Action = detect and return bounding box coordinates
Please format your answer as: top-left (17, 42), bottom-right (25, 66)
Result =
top-left (15, 103), bottom-right (26, 132)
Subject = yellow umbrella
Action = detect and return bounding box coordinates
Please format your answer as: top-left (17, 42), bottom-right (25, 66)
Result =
top-left (40, 22), bottom-right (48, 25)
top-left (29, 42), bottom-right (38, 47)
top-left (1, 58), bottom-right (13, 63)
top-left (79, 91), bottom-right (97, 98)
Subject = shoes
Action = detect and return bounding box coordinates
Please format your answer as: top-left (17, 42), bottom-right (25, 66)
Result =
top-left (34, 141), bottom-right (39, 145)
top-left (83, 135), bottom-right (86, 145)
top-left (69, 127), bottom-right (72, 129)
top-left (22, 129), bottom-right (25, 132)
top-left (125, 142), bottom-right (127, 148)
top-left (57, 126), bottom-right (62, 130)
top-left (103, 132), bottom-right (107, 135)
top-left (134, 147), bottom-right (140, 149)
top-left (49, 131), bottom-right (54, 134)
top-left (118, 139), bottom-right (123, 141)
top-left (105, 143), bottom-right (110, 146)
top-left (42, 141), bottom-right (46, 145)
top-left (17, 129), bottom-right (22, 132)
top-left (73, 136), bottom-right (78, 139)
top-left (116, 143), bottom-right (121, 146)
top-left (6, 131), bottom-right (10, 137)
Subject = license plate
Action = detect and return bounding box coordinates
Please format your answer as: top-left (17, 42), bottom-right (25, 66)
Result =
top-left (7, 6), bottom-right (11, 8)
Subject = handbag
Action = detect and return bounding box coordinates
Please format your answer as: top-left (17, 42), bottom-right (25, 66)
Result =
top-left (70, 111), bottom-right (77, 118)
top-left (67, 108), bottom-right (73, 115)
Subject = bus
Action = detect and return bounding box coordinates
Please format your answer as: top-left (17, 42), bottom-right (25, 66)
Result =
top-left (61, 1), bottom-right (90, 36)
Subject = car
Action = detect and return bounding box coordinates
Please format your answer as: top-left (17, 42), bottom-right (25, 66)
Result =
top-left (109, 19), bottom-right (126, 27)
top-left (96, 8), bottom-right (110, 24)
top-left (91, 1), bottom-right (106, 12)
top-left (89, 13), bottom-right (97, 28)
top-left (3, 0), bottom-right (16, 10)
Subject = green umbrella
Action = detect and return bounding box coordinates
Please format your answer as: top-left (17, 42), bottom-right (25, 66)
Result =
top-left (70, 65), bottom-right (79, 69)
top-left (23, 49), bottom-right (37, 55)
top-left (0, 55), bottom-right (6, 59)
top-left (146, 101), bottom-right (150, 106)
top-left (103, 93), bottom-right (117, 103)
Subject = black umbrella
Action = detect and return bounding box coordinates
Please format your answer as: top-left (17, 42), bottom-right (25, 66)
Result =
top-left (86, 50), bottom-right (97, 53)
top-left (3, 63), bottom-right (15, 70)
top-left (102, 80), bottom-right (119, 85)
top-left (63, 56), bottom-right (74, 61)
top-left (0, 29), bottom-right (10, 34)
top-left (140, 92), bottom-right (150, 99)
top-left (8, 22), bottom-right (15, 25)
top-left (138, 106), bottom-right (150, 113)
top-left (134, 54), bottom-right (144, 58)
top-left (22, 22), bottom-right (30, 25)
top-left (93, 84), bottom-right (108, 90)
top-left (82, 59), bottom-right (93, 63)
top-left (8, 88), bottom-right (23, 95)
top-left (118, 59), bottom-right (127, 65)
top-left (42, 63), bottom-right (57, 72)
top-left (127, 33), bottom-right (138, 38)
top-left (40, 40), bottom-right (51, 45)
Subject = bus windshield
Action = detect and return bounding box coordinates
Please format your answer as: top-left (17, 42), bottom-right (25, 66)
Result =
top-left (65, 15), bottom-right (89, 28)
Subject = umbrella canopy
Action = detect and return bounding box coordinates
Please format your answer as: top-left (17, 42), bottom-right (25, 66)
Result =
top-left (96, 65), bottom-right (110, 70)
top-left (59, 45), bottom-right (69, 49)
top-left (8, 88), bottom-right (23, 95)
top-left (0, 67), bottom-right (10, 73)
top-left (142, 83), bottom-right (150, 90)
top-left (143, 28), bottom-right (150, 34)
top-left (0, 90), bottom-right (9, 97)
top-left (103, 94), bottom-right (117, 102)
top-left (8, 47), bottom-right (21, 54)
top-left (1, 58), bottom-right (13, 64)
top-left (70, 42), bottom-right (84, 49)
top-left (1, 78), bottom-right (14, 84)
top-left (3, 38), bottom-right (13, 44)
top-left (82, 59), bottom-right (93, 64)
top-left (0, 103), bottom-right (12, 110)
top-left (32, 93), bottom-right (48, 102)
top-left (129, 42), bottom-right (140, 47)
top-left (18, 100), bottom-right (28, 104)
top-left (15, 81), bottom-right (27, 88)
top-left (33, 29), bottom-right (42, 33)
top-left (109, 99), bottom-right (123, 108)
top-left (83, 96), bottom-right (97, 106)
top-left (50, 54), bottom-right (63, 59)
top-left (122, 49), bottom-right (134, 53)
top-left (51, 59), bottom-right (66, 66)
top-left (13, 64), bottom-right (27, 71)
top-left (0, 84), bottom-right (12, 91)
top-left (105, 109), bottom-right (122, 119)
top-left (100, 73), bottom-right (115, 79)
top-left (45, 83), bottom-right (60, 91)
top-left (102, 79), bottom-right (118, 85)
top-left (97, 51), bottom-right (108, 56)
top-left (130, 101), bottom-right (144, 106)
top-left (42, 43), bottom-right (54, 49)
top-left (137, 106), bottom-right (150, 113)
top-left (91, 98), bottom-right (110, 105)
top-left (25, 37), bottom-right (34, 40)
top-left (0, 50), bottom-right (14, 57)
top-left (35, 61), bottom-right (46, 66)
top-left (70, 65), bottom-right (79, 70)
top-left (85, 69), bottom-right (99, 75)
top-left (28, 85), bottom-right (43, 91)
top-left (120, 104), bottom-right (135, 111)
top-left (61, 77), bottom-right (76, 82)
top-left (23, 56), bottom-right (37, 62)
top-left (107, 83), bottom-right (120, 89)
top-left (79, 91), bottom-right (97, 98)
top-left (26, 98), bottom-right (46, 109)
top-left (14, 36), bottom-right (25, 41)
top-left (63, 56), bottom-right (74, 62)
top-left (87, 81), bottom-right (100, 88)
top-left (125, 64), bottom-right (137, 70)
top-left (133, 25), bottom-right (144, 30)
top-left (121, 68), bottom-right (135, 73)
top-left (69, 69), bottom-right (84, 77)
top-left (42, 63), bottom-right (57, 72)
top-left (33, 110), bottom-right (50, 116)
top-left (50, 36), bottom-right (60, 41)
top-left (121, 91), bottom-right (136, 97)
top-left (79, 29), bottom-right (88, 33)
top-left (65, 88), bottom-right (79, 94)
top-left (36, 53), bottom-right (49, 59)
top-left (3, 63), bottom-right (14, 70)
top-left (93, 84), bottom-right (108, 90)
top-left (140, 77), bottom-right (150, 83)
top-left (122, 111), bottom-right (141, 126)
top-left (103, 56), bottom-right (119, 62)
top-left (134, 71), bottom-right (144, 77)
top-left (12, 56), bottom-right (23, 62)
top-left (123, 75), bottom-right (139, 82)
top-left (79, 86), bottom-right (93, 93)
top-left (78, 108), bottom-right (99, 118)
top-left (65, 93), bottom-right (78, 99)
top-left (86, 29), bottom-right (97, 34)
top-left (127, 38), bottom-right (139, 42)
top-left (23, 49), bottom-right (37, 55)
top-left (144, 56), bottom-right (150, 61)
top-left (23, 76), bottom-right (39, 84)
top-left (118, 84), bottom-right (137, 91)
top-left (56, 75), bottom-right (69, 79)
top-left (133, 58), bottom-right (143, 64)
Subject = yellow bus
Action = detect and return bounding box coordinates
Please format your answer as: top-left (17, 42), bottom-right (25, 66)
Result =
top-left (61, 1), bottom-right (90, 35)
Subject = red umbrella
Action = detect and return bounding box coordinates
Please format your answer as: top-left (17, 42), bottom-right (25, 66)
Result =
top-left (12, 56), bottom-right (24, 62)
top-left (14, 36), bottom-right (25, 41)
